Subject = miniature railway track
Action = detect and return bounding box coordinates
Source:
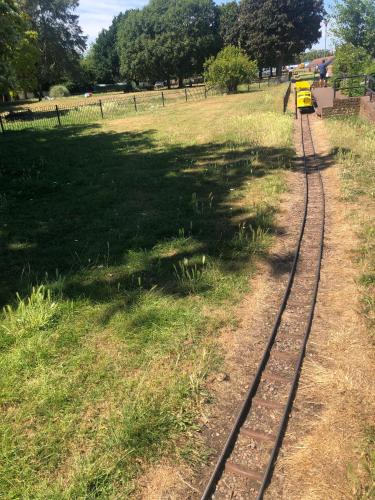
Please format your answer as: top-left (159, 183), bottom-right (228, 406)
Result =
top-left (201, 113), bottom-right (325, 500)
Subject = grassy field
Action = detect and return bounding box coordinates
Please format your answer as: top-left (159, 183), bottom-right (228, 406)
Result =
top-left (0, 81), bottom-right (273, 113)
top-left (327, 115), bottom-right (375, 497)
top-left (0, 86), bottom-right (293, 497)
top-left (0, 82), bottom-right (281, 133)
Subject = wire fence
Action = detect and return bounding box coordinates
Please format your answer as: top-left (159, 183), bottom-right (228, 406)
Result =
top-left (0, 86), bottom-right (211, 133)
top-left (0, 79), bottom-right (286, 134)
top-left (283, 82), bottom-right (292, 113)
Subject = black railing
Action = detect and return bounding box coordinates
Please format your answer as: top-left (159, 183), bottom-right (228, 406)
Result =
top-left (366, 75), bottom-right (375, 102)
top-left (332, 74), bottom-right (371, 98)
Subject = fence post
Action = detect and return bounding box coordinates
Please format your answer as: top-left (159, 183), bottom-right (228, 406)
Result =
top-left (161, 92), bottom-right (165, 107)
top-left (185, 88), bottom-right (188, 102)
top-left (133, 95), bottom-right (137, 112)
top-left (99, 99), bottom-right (104, 118)
top-left (55, 105), bottom-right (61, 126)
top-left (363, 75), bottom-right (368, 96)
top-left (0, 115), bottom-right (5, 134)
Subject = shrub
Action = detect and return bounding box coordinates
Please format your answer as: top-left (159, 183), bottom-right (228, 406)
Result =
top-left (49, 84), bottom-right (70, 98)
top-left (204, 45), bottom-right (258, 93)
top-left (333, 44), bottom-right (373, 96)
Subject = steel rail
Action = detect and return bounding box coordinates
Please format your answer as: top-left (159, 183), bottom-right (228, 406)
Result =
top-left (201, 112), bottom-right (325, 500)
top-left (256, 113), bottom-right (325, 498)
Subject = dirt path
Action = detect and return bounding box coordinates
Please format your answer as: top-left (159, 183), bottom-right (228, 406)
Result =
top-left (266, 116), bottom-right (375, 499)
top-left (138, 114), bottom-right (374, 499)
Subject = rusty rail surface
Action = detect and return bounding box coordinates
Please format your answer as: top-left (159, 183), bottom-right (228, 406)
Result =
top-left (201, 112), bottom-right (326, 500)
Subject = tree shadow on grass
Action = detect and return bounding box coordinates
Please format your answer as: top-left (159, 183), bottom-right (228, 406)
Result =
top-left (0, 124), bottom-right (294, 308)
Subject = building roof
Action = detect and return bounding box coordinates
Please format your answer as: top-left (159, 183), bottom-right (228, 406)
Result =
top-left (308, 56), bottom-right (335, 69)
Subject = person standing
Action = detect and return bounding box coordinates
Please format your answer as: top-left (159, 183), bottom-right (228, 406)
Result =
top-left (318, 59), bottom-right (332, 87)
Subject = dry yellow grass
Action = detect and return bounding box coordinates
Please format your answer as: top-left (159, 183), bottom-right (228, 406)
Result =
top-left (1, 86), bottom-right (200, 111)
top-left (268, 117), bottom-right (375, 499)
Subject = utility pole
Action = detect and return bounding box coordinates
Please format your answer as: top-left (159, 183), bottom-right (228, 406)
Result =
top-left (324, 17), bottom-right (329, 57)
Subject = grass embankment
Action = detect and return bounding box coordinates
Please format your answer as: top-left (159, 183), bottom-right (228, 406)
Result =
top-left (328, 116), bottom-right (374, 497)
top-left (0, 87), bottom-right (293, 497)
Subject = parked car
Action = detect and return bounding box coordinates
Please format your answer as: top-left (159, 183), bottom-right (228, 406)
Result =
top-left (154, 81), bottom-right (165, 90)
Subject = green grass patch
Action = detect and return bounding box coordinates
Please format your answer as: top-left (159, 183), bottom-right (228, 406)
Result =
top-left (328, 115), bottom-right (375, 493)
top-left (0, 87), bottom-right (293, 496)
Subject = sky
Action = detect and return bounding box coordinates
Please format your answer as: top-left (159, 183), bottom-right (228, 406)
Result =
top-left (77, 0), bottom-right (333, 50)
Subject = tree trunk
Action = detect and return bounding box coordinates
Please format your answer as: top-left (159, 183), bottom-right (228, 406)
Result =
top-left (167, 78), bottom-right (171, 89)
top-left (178, 77), bottom-right (183, 88)
top-left (258, 69), bottom-right (263, 79)
top-left (270, 67), bottom-right (273, 77)
top-left (276, 56), bottom-right (284, 77)
top-left (228, 81), bottom-right (237, 93)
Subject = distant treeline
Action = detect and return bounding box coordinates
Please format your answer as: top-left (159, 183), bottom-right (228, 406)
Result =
top-left (3, 0), bottom-right (373, 100)
top-left (85, 0), bottom-right (325, 87)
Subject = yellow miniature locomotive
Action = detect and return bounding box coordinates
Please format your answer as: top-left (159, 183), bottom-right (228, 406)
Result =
top-left (295, 80), bottom-right (314, 110)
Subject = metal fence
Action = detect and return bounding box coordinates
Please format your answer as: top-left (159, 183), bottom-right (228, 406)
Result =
top-left (0, 86), bottom-right (210, 133)
top-left (0, 79), bottom-right (287, 134)
top-left (332, 74), bottom-right (375, 99)
top-left (283, 82), bottom-right (292, 113)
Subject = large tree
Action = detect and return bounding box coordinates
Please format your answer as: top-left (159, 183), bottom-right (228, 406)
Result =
top-left (118, 0), bottom-right (220, 86)
top-left (218, 1), bottom-right (240, 47)
top-left (22, 0), bottom-right (87, 95)
top-left (90, 13), bottom-right (124, 83)
top-left (332, 0), bottom-right (375, 57)
top-left (13, 30), bottom-right (40, 97)
top-left (0, 0), bottom-right (25, 93)
top-left (239, 0), bottom-right (325, 75)
top-left (117, 9), bottom-right (160, 84)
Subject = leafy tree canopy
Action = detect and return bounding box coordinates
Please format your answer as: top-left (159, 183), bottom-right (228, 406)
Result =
top-left (13, 30), bottom-right (40, 94)
top-left (90, 13), bottom-right (124, 83)
top-left (333, 43), bottom-right (373, 95)
top-left (239, 0), bottom-right (325, 73)
top-left (332, 0), bottom-right (375, 57)
top-left (0, 0), bottom-right (25, 92)
top-left (333, 43), bottom-right (373, 76)
top-left (118, 0), bottom-right (220, 85)
top-left (218, 1), bottom-right (240, 46)
top-left (204, 45), bottom-right (258, 92)
top-left (22, 0), bottom-right (87, 92)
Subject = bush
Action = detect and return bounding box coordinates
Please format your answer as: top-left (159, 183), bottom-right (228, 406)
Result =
top-left (204, 45), bottom-right (258, 93)
top-left (333, 44), bottom-right (373, 96)
top-left (49, 85), bottom-right (70, 98)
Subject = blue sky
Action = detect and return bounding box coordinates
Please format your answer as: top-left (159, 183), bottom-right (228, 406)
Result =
top-left (77, 0), bottom-right (333, 50)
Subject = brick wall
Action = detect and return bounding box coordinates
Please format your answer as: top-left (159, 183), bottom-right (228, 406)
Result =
top-left (360, 96), bottom-right (375, 123)
top-left (321, 96), bottom-right (361, 118)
